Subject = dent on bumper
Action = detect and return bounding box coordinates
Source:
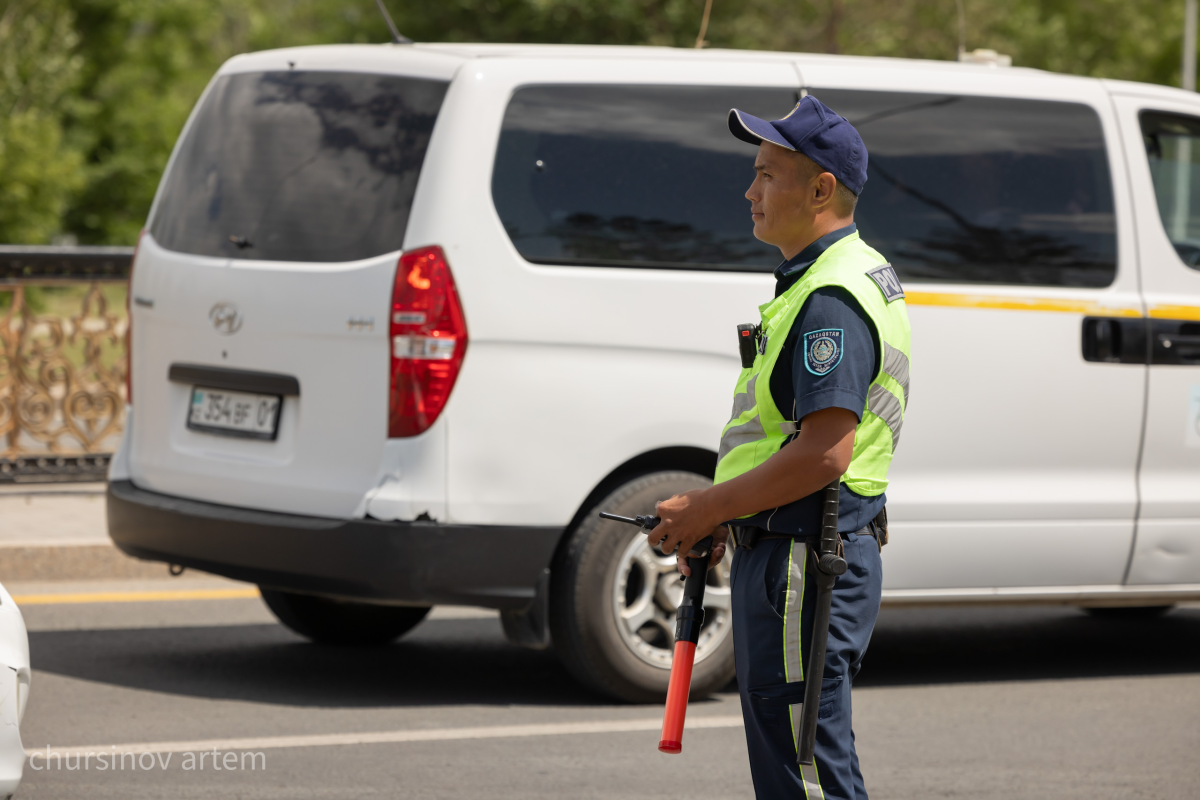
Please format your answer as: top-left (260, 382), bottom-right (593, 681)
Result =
top-left (106, 480), bottom-right (563, 611)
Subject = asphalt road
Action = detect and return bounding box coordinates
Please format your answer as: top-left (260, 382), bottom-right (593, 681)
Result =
top-left (11, 578), bottom-right (1200, 799)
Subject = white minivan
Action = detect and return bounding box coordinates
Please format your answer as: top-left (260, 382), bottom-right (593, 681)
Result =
top-left (109, 43), bottom-right (1200, 702)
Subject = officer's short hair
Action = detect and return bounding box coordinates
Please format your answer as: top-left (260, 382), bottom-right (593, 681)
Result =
top-left (835, 182), bottom-right (858, 215)
top-left (794, 152), bottom-right (858, 216)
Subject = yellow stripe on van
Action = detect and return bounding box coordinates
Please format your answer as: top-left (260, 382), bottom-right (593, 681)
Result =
top-left (905, 291), bottom-right (1142, 317)
top-left (1147, 304), bottom-right (1200, 321)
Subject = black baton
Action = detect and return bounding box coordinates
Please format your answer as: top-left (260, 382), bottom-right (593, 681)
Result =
top-left (797, 479), bottom-right (847, 766)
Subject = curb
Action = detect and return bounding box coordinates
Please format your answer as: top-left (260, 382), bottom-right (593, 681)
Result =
top-left (0, 481), bottom-right (107, 496)
top-left (0, 544), bottom-right (172, 582)
top-left (0, 483), bottom-right (174, 581)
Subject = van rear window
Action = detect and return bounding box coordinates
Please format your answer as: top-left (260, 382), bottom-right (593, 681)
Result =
top-left (815, 89), bottom-right (1117, 287)
top-left (492, 84), bottom-right (796, 272)
top-left (150, 71), bottom-right (447, 263)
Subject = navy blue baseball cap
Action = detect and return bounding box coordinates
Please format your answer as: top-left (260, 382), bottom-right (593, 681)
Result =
top-left (729, 95), bottom-right (868, 195)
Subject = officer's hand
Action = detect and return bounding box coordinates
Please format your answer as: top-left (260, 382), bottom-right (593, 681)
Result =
top-left (675, 524), bottom-right (729, 577)
top-left (651, 489), bottom-right (724, 573)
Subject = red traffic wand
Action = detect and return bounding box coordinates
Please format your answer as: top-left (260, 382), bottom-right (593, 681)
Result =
top-left (596, 513), bottom-right (714, 755)
top-left (658, 535), bottom-right (713, 754)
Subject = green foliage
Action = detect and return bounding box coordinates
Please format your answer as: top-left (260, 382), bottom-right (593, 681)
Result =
top-left (0, 0), bottom-right (85, 244)
top-left (719, 0), bottom-right (1189, 85)
top-left (0, 0), bottom-right (1196, 246)
top-left (987, 0), bottom-right (1185, 85)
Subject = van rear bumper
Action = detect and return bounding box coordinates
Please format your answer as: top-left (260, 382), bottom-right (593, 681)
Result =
top-left (106, 479), bottom-right (562, 611)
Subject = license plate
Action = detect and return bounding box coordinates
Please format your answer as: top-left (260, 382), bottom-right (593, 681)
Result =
top-left (188, 386), bottom-right (281, 440)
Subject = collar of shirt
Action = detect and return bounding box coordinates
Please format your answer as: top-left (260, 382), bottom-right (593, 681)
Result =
top-left (773, 223), bottom-right (858, 298)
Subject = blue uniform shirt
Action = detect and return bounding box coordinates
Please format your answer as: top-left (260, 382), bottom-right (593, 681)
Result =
top-left (737, 223), bottom-right (887, 535)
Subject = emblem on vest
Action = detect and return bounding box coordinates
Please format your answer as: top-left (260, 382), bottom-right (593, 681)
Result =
top-left (867, 263), bottom-right (905, 302)
top-left (804, 328), bottom-right (843, 376)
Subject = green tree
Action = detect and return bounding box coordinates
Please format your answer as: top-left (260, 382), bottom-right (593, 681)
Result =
top-left (989, 0), bottom-right (1185, 85)
top-left (715, 0), bottom-right (1189, 87)
top-left (0, 0), bottom-right (85, 244)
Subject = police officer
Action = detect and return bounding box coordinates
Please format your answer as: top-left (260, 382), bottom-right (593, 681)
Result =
top-left (647, 96), bottom-right (911, 799)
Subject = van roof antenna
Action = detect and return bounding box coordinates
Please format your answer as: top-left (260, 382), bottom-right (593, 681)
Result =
top-left (374, 0), bottom-right (411, 44)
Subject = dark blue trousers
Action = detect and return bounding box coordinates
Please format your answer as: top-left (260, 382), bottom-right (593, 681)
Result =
top-left (731, 528), bottom-right (882, 799)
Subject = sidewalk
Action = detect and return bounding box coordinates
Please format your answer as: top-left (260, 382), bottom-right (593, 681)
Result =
top-left (0, 483), bottom-right (171, 581)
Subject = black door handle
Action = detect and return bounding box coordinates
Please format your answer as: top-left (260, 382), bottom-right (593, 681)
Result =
top-left (1154, 326), bottom-right (1200, 364)
top-left (1082, 317), bottom-right (1147, 364)
top-left (1086, 317), bottom-right (1200, 365)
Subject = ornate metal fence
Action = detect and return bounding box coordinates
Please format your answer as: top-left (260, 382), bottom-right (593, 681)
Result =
top-left (0, 246), bottom-right (133, 483)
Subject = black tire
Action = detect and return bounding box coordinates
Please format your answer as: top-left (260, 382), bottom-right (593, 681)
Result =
top-left (1083, 605), bottom-right (1174, 619)
top-left (260, 589), bottom-right (431, 646)
top-left (550, 471), bottom-right (737, 703)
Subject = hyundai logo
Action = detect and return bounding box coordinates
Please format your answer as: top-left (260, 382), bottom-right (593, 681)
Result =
top-left (209, 302), bottom-right (243, 335)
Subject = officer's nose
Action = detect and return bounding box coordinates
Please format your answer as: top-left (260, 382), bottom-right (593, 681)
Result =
top-left (746, 173), bottom-right (765, 204)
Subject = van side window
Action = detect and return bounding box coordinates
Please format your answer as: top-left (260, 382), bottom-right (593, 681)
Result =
top-left (492, 85), bottom-right (796, 272)
top-left (150, 72), bottom-right (448, 263)
top-left (811, 89), bottom-right (1117, 288)
top-left (1140, 111), bottom-right (1200, 270)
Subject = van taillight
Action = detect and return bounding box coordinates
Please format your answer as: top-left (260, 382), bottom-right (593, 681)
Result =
top-left (125, 229), bottom-right (145, 405)
top-left (388, 246), bottom-right (467, 438)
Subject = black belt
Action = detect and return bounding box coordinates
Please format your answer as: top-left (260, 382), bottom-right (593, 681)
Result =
top-left (732, 526), bottom-right (805, 548)
top-left (735, 509), bottom-right (888, 552)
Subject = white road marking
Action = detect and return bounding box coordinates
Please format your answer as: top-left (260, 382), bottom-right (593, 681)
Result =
top-left (28, 716), bottom-right (744, 757)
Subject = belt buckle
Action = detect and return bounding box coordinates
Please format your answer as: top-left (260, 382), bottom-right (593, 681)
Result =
top-left (735, 525), bottom-right (760, 550)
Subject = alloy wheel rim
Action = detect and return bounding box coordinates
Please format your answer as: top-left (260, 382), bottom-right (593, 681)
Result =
top-left (611, 533), bottom-right (733, 669)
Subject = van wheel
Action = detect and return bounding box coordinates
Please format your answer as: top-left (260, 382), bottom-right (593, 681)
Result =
top-left (550, 471), bottom-right (736, 703)
top-left (1083, 605), bottom-right (1174, 619)
top-left (260, 589), bottom-right (431, 645)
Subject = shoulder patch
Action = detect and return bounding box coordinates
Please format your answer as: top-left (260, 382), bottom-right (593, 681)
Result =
top-left (804, 329), bottom-right (843, 376)
top-left (866, 263), bottom-right (905, 303)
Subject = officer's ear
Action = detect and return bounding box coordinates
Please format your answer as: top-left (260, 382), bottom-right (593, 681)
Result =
top-left (811, 170), bottom-right (839, 209)
top-left (793, 152), bottom-right (840, 213)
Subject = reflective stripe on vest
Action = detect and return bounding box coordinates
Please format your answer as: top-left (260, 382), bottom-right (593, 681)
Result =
top-left (717, 414), bottom-right (764, 463)
top-left (882, 342), bottom-right (910, 406)
top-left (867, 384), bottom-right (904, 448)
top-left (713, 233), bottom-right (912, 500)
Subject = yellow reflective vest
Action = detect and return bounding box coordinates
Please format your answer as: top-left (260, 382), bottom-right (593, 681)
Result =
top-left (713, 232), bottom-right (912, 501)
